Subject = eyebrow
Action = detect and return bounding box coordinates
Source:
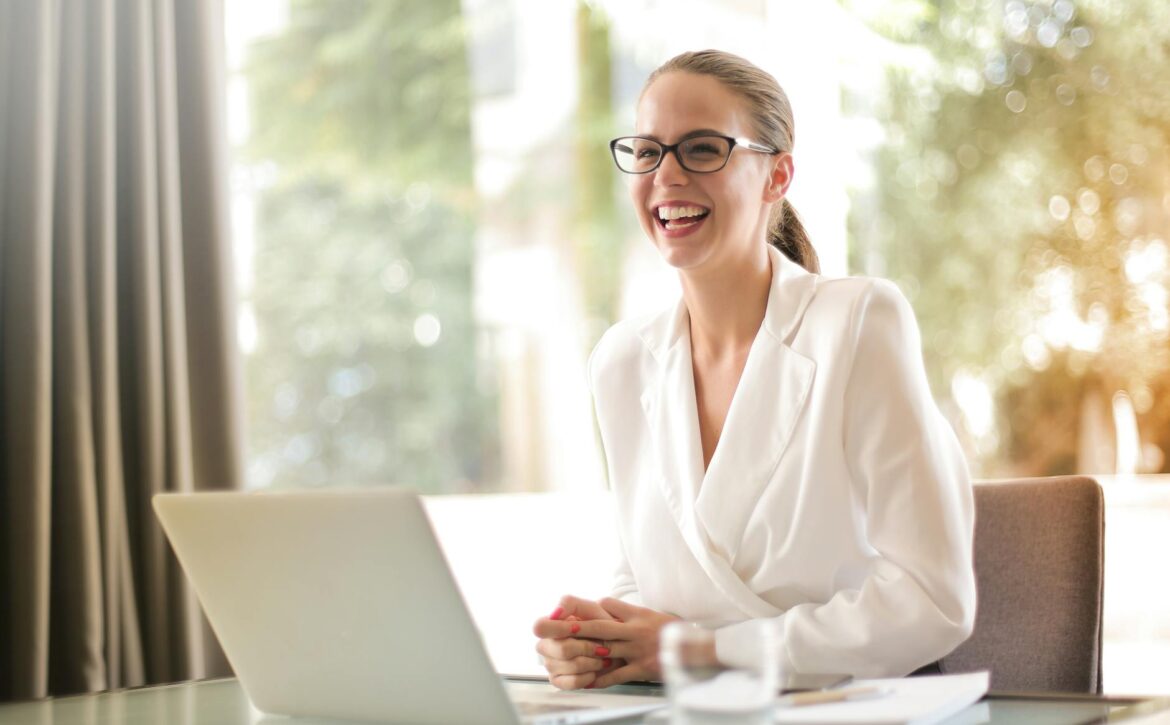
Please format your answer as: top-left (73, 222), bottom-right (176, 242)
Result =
top-left (638, 128), bottom-right (725, 142)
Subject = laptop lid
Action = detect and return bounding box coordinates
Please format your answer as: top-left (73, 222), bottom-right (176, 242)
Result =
top-left (154, 487), bottom-right (521, 724)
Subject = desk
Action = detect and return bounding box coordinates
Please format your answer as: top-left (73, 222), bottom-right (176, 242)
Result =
top-left (0, 678), bottom-right (1163, 725)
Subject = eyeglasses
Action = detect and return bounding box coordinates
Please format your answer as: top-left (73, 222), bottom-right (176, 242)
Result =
top-left (609, 134), bottom-right (778, 174)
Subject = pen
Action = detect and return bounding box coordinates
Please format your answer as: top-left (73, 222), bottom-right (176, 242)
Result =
top-left (776, 686), bottom-right (892, 708)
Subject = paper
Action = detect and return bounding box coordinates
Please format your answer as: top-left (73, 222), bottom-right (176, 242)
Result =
top-left (676, 670), bottom-right (776, 713)
top-left (772, 671), bottom-right (989, 725)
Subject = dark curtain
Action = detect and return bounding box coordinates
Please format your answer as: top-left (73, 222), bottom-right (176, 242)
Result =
top-left (0, 0), bottom-right (244, 700)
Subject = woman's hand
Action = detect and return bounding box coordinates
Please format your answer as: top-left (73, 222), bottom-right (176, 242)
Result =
top-left (532, 595), bottom-right (625, 690)
top-left (569, 598), bottom-right (681, 688)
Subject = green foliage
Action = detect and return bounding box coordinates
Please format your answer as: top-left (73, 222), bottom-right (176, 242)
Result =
top-left (245, 0), bottom-right (472, 193)
top-left (243, 0), bottom-right (495, 491)
top-left (852, 0), bottom-right (1170, 475)
top-left (840, 0), bottom-right (938, 42)
top-left (574, 2), bottom-right (624, 338)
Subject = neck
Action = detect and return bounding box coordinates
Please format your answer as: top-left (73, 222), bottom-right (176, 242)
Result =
top-left (680, 246), bottom-right (772, 359)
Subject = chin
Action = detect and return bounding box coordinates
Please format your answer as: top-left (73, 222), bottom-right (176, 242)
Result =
top-left (654, 238), bottom-right (711, 270)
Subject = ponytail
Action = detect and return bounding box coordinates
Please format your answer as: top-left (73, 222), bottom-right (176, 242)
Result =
top-left (768, 198), bottom-right (820, 273)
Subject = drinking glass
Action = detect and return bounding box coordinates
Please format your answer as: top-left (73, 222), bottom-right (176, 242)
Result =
top-left (659, 620), bottom-right (781, 725)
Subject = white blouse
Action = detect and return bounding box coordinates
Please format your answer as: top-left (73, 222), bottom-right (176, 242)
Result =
top-left (588, 245), bottom-right (976, 678)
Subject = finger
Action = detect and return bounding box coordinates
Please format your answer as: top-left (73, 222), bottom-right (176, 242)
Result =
top-left (592, 640), bottom-right (632, 661)
top-left (550, 672), bottom-right (596, 691)
top-left (591, 662), bottom-right (642, 689)
top-left (598, 596), bottom-right (642, 621)
top-left (533, 605), bottom-right (587, 637)
top-left (571, 619), bottom-right (629, 642)
top-left (545, 655), bottom-right (606, 676)
top-left (557, 594), bottom-right (617, 621)
top-left (533, 618), bottom-right (599, 640)
top-left (536, 637), bottom-right (605, 661)
top-left (595, 657), bottom-right (619, 677)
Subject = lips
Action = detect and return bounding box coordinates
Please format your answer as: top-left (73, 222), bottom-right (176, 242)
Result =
top-left (652, 201), bottom-right (711, 237)
top-left (655, 202), bottom-right (706, 236)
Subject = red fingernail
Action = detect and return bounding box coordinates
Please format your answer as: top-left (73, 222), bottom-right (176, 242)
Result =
top-left (570, 624), bottom-right (580, 634)
top-left (603, 658), bottom-right (613, 668)
top-left (550, 607), bottom-right (564, 620)
top-left (595, 646), bottom-right (610, 657)
top-left (585, 683), bottom-right (596, 690)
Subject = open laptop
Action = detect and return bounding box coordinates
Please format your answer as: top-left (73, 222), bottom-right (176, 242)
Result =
top-left (153, 487), bottom-right (664, 724)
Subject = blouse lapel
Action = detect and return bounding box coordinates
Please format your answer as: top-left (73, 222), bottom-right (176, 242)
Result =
top-left (637, 247), bottom-right (819, 618)
top-left (694, 341), bottom-right (816, 563)
top-left (696, 249), bottom-right (819, 562)
top-left (641, 337), bottom-right (782, 617)
top-left (638, 299), bottom-right (704, 518)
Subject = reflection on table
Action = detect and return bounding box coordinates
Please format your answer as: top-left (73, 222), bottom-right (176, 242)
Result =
top-left (0, 677), bottom-right (1163, 725)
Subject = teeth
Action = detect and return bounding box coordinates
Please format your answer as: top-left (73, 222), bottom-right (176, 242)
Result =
top-left (657, 205), bottom-right (707, 221)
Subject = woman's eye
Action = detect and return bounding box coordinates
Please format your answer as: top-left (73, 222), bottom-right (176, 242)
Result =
top-left (687, 143), bottom-right (720, 157)
top-left (636, 148), bottom-right (661, 159)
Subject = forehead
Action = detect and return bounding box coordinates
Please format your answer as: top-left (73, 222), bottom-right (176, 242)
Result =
top-left (635, 71), bottom-right (753, 140)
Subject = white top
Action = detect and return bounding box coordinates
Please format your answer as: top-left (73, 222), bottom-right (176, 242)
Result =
top-left (588, 245), bottom-right (976, 678)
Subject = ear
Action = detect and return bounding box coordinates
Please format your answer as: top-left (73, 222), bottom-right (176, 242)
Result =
top-left (762, 152), bottom-right (794, 204)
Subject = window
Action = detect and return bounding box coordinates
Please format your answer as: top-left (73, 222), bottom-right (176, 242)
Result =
top-left (226, 0), bottom-right (1170, 692)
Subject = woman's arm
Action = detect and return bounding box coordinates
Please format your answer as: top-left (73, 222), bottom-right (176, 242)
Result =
top-left (716, 279), bottom-right (976, 677)
top-left (588, 325), bottom-right (645, 608)
top-left (611, 537), bottom-right (643, 605)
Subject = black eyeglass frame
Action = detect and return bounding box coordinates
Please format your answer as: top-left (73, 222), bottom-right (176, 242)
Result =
top-left (608, 134), bottom-right (779, 174)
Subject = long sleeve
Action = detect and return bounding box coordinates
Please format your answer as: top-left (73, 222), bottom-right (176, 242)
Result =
top-left (610, 543), bottom-right (643, 605)
top-left (588, 336), bottom-right (644, 606)
top-left (715, 280), bottom-right (976, 677)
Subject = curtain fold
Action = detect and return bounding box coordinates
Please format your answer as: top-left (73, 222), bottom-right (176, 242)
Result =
top-left (0, 0), bottom-right (57, 700)
top-left (0, 0), bottom-right (243, 701)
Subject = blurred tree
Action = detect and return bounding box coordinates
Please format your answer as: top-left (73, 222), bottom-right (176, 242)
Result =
top-left (575, 1), bottom-right (623, 338)
top-left (241, 0), bottom-right (496, 491)
top-left (847, 0), bottom-right (1170, 475)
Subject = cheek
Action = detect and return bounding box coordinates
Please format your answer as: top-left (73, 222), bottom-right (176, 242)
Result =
top-left (627, 176), bottom-right (649, 205)
top-left (720, 174), bottom-right (764, 219)
top-left (627, 179), bottom-right (653, 221)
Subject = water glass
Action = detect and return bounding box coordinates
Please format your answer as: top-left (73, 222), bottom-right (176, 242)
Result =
top-left (659, 620), bottom-right (781, 725)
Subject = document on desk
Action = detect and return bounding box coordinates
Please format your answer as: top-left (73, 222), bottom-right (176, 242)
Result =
top-left (772, 671), bottom-right (989, 725)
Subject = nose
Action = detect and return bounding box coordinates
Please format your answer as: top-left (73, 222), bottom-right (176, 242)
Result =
top-left (654, 149), bottom-right (689, 187)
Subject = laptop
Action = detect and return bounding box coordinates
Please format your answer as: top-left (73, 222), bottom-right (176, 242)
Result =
top-left (153, 487), bottom-right (664, 724)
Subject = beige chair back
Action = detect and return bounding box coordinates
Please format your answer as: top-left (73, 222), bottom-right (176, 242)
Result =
top-left (939, 476), bottom-right (1104, 693)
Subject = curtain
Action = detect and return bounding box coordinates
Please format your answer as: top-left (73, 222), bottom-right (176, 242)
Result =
top-left (0, 0), bottom-right (244, 701)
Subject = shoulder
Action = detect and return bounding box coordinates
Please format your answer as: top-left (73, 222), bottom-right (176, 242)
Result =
top-left (822, 277), bottom-right (928, 389)
top-left (797, 275), bottom-right (913, 337)
top-left (587, 307), bottom-right (665, 390)
top-left (589, 316), bottom-right (645, 375)
top-left (835, 276), bottom-right (919, 342)
top-left (812, 275), bottom-right (906, 316)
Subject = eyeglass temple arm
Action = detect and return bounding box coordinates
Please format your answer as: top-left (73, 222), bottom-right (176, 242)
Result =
top-left (736, 138), bottom-right (778, 154)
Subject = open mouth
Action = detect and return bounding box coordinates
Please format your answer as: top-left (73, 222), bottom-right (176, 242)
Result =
top-left (655, 204), bottom-right (711, 231)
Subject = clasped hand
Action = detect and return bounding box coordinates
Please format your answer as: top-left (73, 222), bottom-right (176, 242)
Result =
top-left (532, 595), bottom-right (679, 690)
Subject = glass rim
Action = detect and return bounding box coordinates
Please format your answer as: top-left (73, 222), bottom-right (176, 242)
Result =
top-left (608, 134), bottom-right (778, 174)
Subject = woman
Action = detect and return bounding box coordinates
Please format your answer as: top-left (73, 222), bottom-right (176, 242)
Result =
top-left (533, 50), bottom-right (975, 690)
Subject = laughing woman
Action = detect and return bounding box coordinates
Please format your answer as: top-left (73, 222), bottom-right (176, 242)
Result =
top-left (532, 50), bottom-right (976, 690)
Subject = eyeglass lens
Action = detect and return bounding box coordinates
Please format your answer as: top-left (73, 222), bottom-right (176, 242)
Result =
top-left (612, 136), bottom-right (732, 173)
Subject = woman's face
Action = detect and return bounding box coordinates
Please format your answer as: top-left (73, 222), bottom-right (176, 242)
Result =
top-left (629, 71), bottom-right (790, 273)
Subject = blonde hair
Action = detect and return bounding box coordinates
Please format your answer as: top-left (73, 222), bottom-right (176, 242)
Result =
top-left (645, 50), bottom-right (820, 273)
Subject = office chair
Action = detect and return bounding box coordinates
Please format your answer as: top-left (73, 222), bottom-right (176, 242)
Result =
top-left (939, 476), bottom-right (1105, 693)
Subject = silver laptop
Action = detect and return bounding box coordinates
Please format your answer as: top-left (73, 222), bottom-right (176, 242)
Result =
top-left (153, 487), bottom-right (664, 724)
